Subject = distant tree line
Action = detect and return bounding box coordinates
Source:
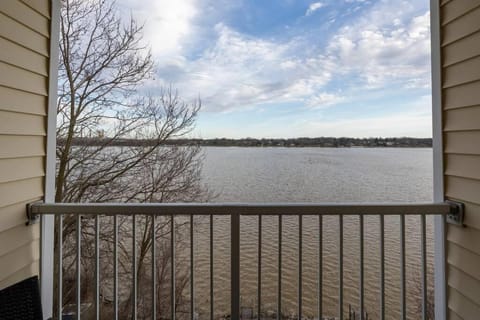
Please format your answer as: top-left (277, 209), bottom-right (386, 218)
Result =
top-left (61, 136), bottom-right (432, 148)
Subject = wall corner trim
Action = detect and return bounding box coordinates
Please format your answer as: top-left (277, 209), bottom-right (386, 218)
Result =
top-left (40, 0), bottom-right (60, 318)
top-left (430, 0), bottom-right (446, 320)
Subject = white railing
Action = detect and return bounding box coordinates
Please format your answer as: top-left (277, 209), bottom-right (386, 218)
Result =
top-left (31, 202), bottom-right (452, 320)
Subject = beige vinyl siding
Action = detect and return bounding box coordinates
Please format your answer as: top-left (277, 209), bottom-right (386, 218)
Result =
top-left (443, 55), bottom-right (480, 88)
top-left (0, 261), bottom-right (40, 290)
top-left (442, 6), bottom-right (480, 45)
top-left (0, 135), bottom-right (45, 159)
top-left (442, 31), bottom-right (480, 67)
top-left (0, 200), bottom-right (43, 234)
top-left (21, 0), bottom-right (51, 18)
top-left (0, 12), bottom-right (49, 56)
top-left (441, 1), bottom-right (480, 26)
top-left (0, 62), bottom-right (48, 96)
top-left (0, 0), bottom-right (51, 289)
top-left (0, 1), bottom-right (50, 37)
top-left (0, 38), bottom-right (49, 76)
top-left (0, 86), bottom-right (47, 115)
top-left (444, 131), bottom-right (480, 154)
top-left (0, 110), bottom-right (46, 136)
top-left (0, 224), bottom-right (40, 257)
top-left (443, 81), bottom-right (480, 109)
top-left (0, 240), bottom-right (41, 284)
top-left (450, 310), bottom-right (464, 320)
top-left (444, 106), bottom-right (480, 131)
top-left (441, 1), bottom-right (480, 318)
top-left (0, 157), bottom-right (45, 184)
top-left (448, 288), bottom-right (480, 320)
top-left (448, 266), bottom-right (480, 307)
top-left (445, 176), bottom-right (480, 205)
top-left (0, 177), bottom-right (44, 209)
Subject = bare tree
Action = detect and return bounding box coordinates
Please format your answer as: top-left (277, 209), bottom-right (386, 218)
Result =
top-left (56, 0), bottom-right (210, 318)
top-left (57, 0), bottom-right (206, 204)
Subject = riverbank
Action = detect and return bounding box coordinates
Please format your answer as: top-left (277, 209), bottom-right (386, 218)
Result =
top-left (61, 136), bottom-right (432, 148)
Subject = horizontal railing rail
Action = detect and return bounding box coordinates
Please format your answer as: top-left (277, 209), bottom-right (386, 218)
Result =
top-left (32, 202), bottom-right (453, 320)
top-left (30, 202), bottom-right (452, 216)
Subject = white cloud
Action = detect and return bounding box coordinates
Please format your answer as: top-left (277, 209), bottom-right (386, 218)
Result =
top-left (325, 5), bottom-right (431, 89)
top-left (130, 0), bottom-right (432, 120)
top-left (199, 105), bottom-right (432, 138)
top-left (295, 112), bottom-right (432, 138)
top-left (119, 0), bottom-right (197, 57)
top-left (306, 2), bottom-right (325, 16)
top-left (307, 93), bottom-right (345, 109)
top-left (152, 23), bottom-right (334, 112)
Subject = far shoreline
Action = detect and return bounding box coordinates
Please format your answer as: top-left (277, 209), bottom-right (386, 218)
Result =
top-left (62, 137), bottom-right (432, 148)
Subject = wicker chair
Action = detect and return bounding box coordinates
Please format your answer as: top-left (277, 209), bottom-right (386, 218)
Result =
top-left (0, 276), bottom-right (43, 320)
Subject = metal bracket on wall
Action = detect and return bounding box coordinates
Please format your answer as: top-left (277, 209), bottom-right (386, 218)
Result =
top-left (446, 200), bottom-right (465, 226)
top-left (26, 201), bottom-right (42, 225)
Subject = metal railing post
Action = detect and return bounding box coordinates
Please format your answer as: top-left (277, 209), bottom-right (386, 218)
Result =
top-left (57, 215), bottom-right (63, 319)
top-left (76, 215), bottom-right (81, 320)
top-left (114, 215), bottom-right (118, 320)
top-left (152, 215), bottom-right (157, 320)
top-left (210, 215), bottom-right (214, 320)
top-left (258, 215), bottom-right (262, 319)
top-left (190, 215), bottom-right (195, 320)
top-left (231, 213), bottom-right (241, 320)
top-left (95, 216), bottom-right (100, 320)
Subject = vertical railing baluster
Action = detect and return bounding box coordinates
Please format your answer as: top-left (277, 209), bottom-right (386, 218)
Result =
top-left (58, 214), bottom-right (63, 320)
top-left (318, 215), bottom-right (323, 320)
top-left (421, 214), bottom-right (427, 320)
top-left (258, 215), bottom-right (262, 320)
top-left (339, 215), bottom-right (344, 320)
top-left (278, 215), bottom-right (282, 320)
top-left (171, 215), bottom-right (176, 320)
top-left (152, 215), bottom-right (157, 320)
top-left (132, 215), bottom-right (138, 320)
top-left (231, 213), bottom-right (241, 320)
top-left (132, 215), bottom-right (137, 320)
top-left (298, 215), bottom-right (303, 320)
top-left (95, 216), bottom-right (100, 320)
top-left (76, 215), bottom-right (81, 320)
top-left (114, 215), bottom-right (118, 320)
top-left (360, 215), bottom-right (364, 320)
top-left (380, 215), bottom-right (385, 320)
top-left (210, 214), bottom-right (214, 320)
top-left (190, 215), bottom-right (195, 320)
top-left (400, 214), bottom-right (406, 320)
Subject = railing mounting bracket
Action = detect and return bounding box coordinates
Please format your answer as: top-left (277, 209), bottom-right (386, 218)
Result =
top-left (446, 200), bottom-right (465, 226)
top-left (26, 201), bottom-right (43, 225)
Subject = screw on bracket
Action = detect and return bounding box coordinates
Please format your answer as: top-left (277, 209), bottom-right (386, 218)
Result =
top-left (446, 200), bottom-right (465, 226)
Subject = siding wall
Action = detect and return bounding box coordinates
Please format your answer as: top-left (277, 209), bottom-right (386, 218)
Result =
top-left (440, 0), bottom-right (480, 319)
top-left (0, 0), bottom-right (51, 289)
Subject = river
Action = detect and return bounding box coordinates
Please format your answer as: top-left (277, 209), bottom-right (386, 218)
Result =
top-left (191, 147), bottom-right (434, 319)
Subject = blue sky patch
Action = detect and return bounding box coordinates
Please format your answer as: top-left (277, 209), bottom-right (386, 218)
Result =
top-left (119, 0), bottom-right (432, 138)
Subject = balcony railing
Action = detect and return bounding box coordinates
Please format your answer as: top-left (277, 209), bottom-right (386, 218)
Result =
top-left (31, 202), bottom-right (452, 320)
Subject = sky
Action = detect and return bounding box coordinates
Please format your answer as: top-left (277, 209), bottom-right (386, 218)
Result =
top-left (118, 0), bottom-right (432, 139)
